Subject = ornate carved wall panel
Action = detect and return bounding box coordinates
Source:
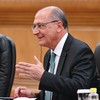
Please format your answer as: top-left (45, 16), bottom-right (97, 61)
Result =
top-left (0, 0), bottom-right (100, 12)
top-left (0, 0), bottom-right (100, 26)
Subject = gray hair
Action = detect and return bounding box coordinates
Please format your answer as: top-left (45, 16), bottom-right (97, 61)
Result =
top-left (40, 6), bottom-right (68, 29)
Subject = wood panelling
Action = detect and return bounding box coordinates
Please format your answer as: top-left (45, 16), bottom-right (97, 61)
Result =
top-left (0, 0), bottom-right (100, 12)
top-left (0, 0), bottom-right (100, 97)
top-left (0, 12), bottom-right (100, 26)
top-left (69, 26), bottom-right (100, 52)
top-left (0, 0), bottom-right (100, 26)
top-left (0, 25), bottom-right (42, 62)
top-left (0, 12), bottom-right (34, 25)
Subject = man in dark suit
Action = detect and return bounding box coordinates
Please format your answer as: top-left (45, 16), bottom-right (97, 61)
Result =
top-left (14, 6), bottom-right (97, 100)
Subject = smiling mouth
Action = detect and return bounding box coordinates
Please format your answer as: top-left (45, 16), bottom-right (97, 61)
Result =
top-left (38, 36), bottom-right (44, 40)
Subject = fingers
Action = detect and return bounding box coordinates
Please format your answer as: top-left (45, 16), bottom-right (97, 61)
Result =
top-left (14, 87), bottom-right (19, 98)
top-left (16, 56), bottom-right (41, 69)
top-left (16, 65), bottom-right (30, 72)
top-left (14, 87), bottom-right (26, 98)
top-left (15, 56), bottom-right (44, 80)
top-left (18, 73), bottom-right (32, 79)
top-left (16, 62), bottom-right (33, 72)
top-left (14, 87), bottom-right (34, 98)
top-left (34, 56), bottom-right (41, 64)
top-left (17, 62), bottom-right (33, 67)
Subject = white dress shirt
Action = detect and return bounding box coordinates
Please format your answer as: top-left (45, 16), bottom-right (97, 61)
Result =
top-left (51, 33), bottom-right (68, 74)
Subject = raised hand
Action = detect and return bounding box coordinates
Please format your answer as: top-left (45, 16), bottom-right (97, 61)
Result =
top-left (16, 56), bottom-right (45, 81)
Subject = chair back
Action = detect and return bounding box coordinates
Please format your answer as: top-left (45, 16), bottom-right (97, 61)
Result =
top-left (0, 34), bottom-right (16, 97)
top-left (94, 42), bottom-right (100, 76)
top-left (94, 42), bottom-right (100, 96)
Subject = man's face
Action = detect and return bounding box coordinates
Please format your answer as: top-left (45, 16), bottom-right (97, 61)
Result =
top-left (32, 10), bottom-right (59, 49)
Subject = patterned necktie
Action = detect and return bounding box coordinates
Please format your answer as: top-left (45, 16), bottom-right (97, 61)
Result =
top-left (45, 52), bottom-right (56, 100)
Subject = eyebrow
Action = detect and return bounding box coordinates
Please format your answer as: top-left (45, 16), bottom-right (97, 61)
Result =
top-left (33, 22), bottom-right (44, 25)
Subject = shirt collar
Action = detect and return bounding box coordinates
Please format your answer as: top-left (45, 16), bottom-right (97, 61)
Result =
top-left (51, 33), bottom-right (68, 56)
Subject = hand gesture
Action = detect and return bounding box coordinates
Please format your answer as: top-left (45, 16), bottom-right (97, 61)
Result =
top-left (14, 86), bottom-right (34, 98)
top-left (16, 56), bottom-right (44, 81)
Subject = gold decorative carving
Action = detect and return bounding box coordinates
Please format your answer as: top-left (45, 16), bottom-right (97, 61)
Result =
top-left (0, 0), bottom-right (100, 25)
top-left (0, 0), bottom-right (100, 12)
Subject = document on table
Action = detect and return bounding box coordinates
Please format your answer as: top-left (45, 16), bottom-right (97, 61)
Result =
top-left (14, 97), bottom-right (36, 100)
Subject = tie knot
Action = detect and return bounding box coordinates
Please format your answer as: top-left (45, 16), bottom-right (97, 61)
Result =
top-left (50, 52), bottom-right (56, 61)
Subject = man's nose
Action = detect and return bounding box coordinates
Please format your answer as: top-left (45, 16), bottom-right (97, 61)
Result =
top-left (32, 29), bottom-right (39, 35)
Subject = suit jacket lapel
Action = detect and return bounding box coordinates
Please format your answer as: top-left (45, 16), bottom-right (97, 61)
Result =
top-left (44, 49), bottom-right (51, 71)
top-left (56, 33), bottom-right (74, 75)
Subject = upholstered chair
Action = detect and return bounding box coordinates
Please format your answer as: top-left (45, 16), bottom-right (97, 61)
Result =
top-left (0, 34), bottom-right (16, 97)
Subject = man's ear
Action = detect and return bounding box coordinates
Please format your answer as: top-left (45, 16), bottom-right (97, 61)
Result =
top-left (57, 21), bottom-right (63, 33)
top-left (57, 28), bottom-right (61, 33)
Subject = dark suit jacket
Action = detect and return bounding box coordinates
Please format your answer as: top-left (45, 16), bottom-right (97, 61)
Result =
top-left (36, 33), bottom-right (97, 100)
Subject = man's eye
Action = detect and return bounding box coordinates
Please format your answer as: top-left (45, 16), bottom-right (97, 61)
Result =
top-left (38, 24), bottom-right (44, 28)
top-left (33, 25), bottom-right (36, 28)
